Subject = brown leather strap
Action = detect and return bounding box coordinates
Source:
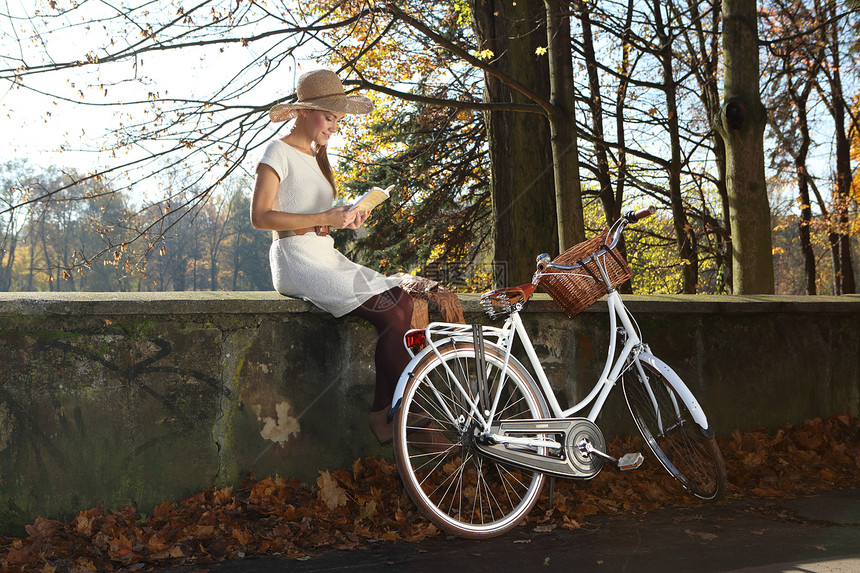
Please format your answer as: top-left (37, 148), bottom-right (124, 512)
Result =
top-left (426, 291), bottom-right (466, 324)
top-left (410, 298), bottom-right (430, 330)
top-left (400, 274), bottom-right (466, 327)
top-left (273, 225), bottom-right (331, 240)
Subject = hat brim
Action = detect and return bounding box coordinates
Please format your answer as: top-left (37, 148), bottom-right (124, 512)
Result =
top-left (269, 95), bottom-right (373, 123)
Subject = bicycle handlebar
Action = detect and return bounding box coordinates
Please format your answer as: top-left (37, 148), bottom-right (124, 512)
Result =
top-left (535, 206), bottom-right (657, 273)
top-left (610, 205), bottom-right (656, 247)
top-left (626, 205), bottom-right (657, 223)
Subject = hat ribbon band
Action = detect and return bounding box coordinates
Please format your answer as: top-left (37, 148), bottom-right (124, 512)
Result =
top-left (298, 91), bottom-right (347, 103)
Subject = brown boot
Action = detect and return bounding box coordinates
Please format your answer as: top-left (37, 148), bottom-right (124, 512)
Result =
top-left (368, 409), bottom-right (393, 445)
top-left (408, 422), bottom-right (454, 455)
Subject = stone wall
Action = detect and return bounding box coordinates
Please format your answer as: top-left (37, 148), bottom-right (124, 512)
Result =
top-left (0, 291), bottom-right (858, 534)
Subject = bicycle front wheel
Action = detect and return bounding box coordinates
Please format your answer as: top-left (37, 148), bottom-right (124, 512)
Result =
top-left (622, 358), bottom-right (727, 501)
top-left (393, 341), bottom-right (547, 538)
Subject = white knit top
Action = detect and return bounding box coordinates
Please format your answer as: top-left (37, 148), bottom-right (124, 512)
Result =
top-left (259, 139), bottom-right (402, 317)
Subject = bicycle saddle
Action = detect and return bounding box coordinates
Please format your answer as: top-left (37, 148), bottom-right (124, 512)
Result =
top-left (479, 284), bottom-right (537, 318)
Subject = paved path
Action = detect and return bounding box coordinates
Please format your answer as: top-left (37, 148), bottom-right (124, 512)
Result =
top-left (167, 487), bottom-right (860, 572)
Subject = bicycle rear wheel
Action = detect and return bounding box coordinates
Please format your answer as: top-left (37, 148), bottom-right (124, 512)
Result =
top-left (393, 341), bottom-right (547, 538)
top-left (622, 358), bottom-right (727, 501)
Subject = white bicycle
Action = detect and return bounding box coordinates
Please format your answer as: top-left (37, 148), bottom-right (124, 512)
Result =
top-left (389, 207), bottom-right (727, 538)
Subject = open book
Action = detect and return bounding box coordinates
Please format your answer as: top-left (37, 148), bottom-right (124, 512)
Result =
top-left (349, 185), bottom-right (393, 212)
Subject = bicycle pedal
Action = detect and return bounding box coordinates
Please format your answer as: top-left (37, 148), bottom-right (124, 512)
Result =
top-left (617, 452), bottom-right (644, 471)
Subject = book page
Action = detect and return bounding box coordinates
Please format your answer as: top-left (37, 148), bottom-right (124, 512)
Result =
top-left (349, 185), bottom-right (393, 212)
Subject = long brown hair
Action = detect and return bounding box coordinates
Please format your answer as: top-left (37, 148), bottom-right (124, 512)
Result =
top-left (314, 144), bottom-right (337, 198)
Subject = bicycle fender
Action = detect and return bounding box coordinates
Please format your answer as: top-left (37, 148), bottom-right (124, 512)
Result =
top-left (388, 344), bottom-right (437, 420)
top-left (637, 352), bottom-right (711, 434)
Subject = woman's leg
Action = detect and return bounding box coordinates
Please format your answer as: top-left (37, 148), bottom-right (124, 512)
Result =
top-left (347, 286), bottom-right (413, 412)
top-left (350, 286), bottom-right (452, 452)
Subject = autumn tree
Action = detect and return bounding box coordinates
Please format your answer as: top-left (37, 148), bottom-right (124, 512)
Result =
top-left (3, 0), bottom-right (854, 295)
top-left (336, 104), bottom-right (494, 289)
top-left (763, 0), bottom-right (859, 295)
top-left (714, 0), bottom-right (775, 294)
top-left (571, 0), bottom-right (736, 294)
top-left (327, 1), bottom-right (584, 283)
top-left (0, 162), bottom-right (271, 292)
top-left (0, 161), bottom-right (32, 291)
top-left (1, 1), bottom-right (590, 286)
top-left (763, 0), bottom-right (826, 294)
top-left (815, 0), bottom-right (857, 294)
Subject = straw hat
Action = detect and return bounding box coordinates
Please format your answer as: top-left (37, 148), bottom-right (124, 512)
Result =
top-left (269, 69), bottom-right (374, 123)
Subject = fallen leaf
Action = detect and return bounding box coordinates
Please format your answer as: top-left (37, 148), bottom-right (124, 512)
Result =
top-left (73, 514), bottom-right (93, 536)
top-left (360, 499), bottom-right (378, 519)
top-left (534, 523), bottom-right (557, 533)
top-left (25, 517), bottom-right (62, 538)
top-left (211, 486), bottom-right (235, 506)
top-left (233, 527), bottom-right (253, 546)
top-left (685, 529), bottom-right (718, 540)
top-left (317, 471), bottom-right (349, 509)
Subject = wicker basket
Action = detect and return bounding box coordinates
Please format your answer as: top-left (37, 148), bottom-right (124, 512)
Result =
top-left (536, 228), bottom-right (632, 317)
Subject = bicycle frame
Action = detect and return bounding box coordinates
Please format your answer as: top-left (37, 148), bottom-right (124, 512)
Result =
top-left (390, 289), bottom-right (710, 439)
top-left (390, 289), bottom-right (634, 430)
top-left (521, 289), bottom-right (639, 421)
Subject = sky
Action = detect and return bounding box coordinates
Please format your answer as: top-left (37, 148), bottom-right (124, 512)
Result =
top-left (2, 52), bottom-right (276, 172)
top-left (2, 1), bottom-right (145, 168)
top-left (0, 1), bottom-right (338, 187)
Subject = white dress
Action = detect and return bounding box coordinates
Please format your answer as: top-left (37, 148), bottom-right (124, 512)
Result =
top-left (259, 139), bottom-right (402, 318)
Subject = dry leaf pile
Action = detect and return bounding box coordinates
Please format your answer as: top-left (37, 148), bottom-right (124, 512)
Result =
top-left (1, 414), bottom-right (859, 572)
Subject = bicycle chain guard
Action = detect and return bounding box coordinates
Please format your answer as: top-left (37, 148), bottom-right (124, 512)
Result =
top-left (472, 418), bottom-right (606, 480)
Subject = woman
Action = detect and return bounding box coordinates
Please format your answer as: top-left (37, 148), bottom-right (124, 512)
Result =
top-left (250, 69), bottom-right (413, 446)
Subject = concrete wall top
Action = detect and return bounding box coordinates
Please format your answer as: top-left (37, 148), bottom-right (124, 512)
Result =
top-left (0, 291), bottom-right (858, 317)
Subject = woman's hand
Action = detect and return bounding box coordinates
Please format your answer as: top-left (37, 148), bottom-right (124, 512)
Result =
top-left (346, 208), bottom-right (371, 229)
top-left (326, 206), bottom-right (371, 229)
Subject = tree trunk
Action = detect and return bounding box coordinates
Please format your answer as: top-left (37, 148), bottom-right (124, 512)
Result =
top-left (714, 0), bottom-right (774, 294)
top-left (0, 235), bottom-right (16, 291)
top-left (470, 0), bottom-right (559, 285)
top-left (653, 0), bottom-right (698, 293)
top-left (684, 0), bottom-right (732, 292)
top-left (210, 257), bottom-right (218, 290)
top-left (26, 216), bottom-right (36, 291)
top-left (713, 134), bottom-right (733, 292)
top-left (232, 232), bottom-right (243, 290)
top-left (545, 0), bottom-right (585, 252)
top-left (789, 82), bottom-right (818, 295)
top-left (615, 0), bottom-right (635, 292)
top-left (821, 0), bottom-right (855, 294)
top-left (578, 3), bottom-right (616, 223)
top-left (797, 162), bottom-right (816, 295)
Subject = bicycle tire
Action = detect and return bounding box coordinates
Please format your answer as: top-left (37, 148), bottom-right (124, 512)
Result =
top-left (393, 340), bottom-right (547, 538)
top-left (622, 358), bottom-right (727, 501)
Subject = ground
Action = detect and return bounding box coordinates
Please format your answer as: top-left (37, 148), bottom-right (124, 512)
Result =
top-left (1, 414), bottom-right (859, 572)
